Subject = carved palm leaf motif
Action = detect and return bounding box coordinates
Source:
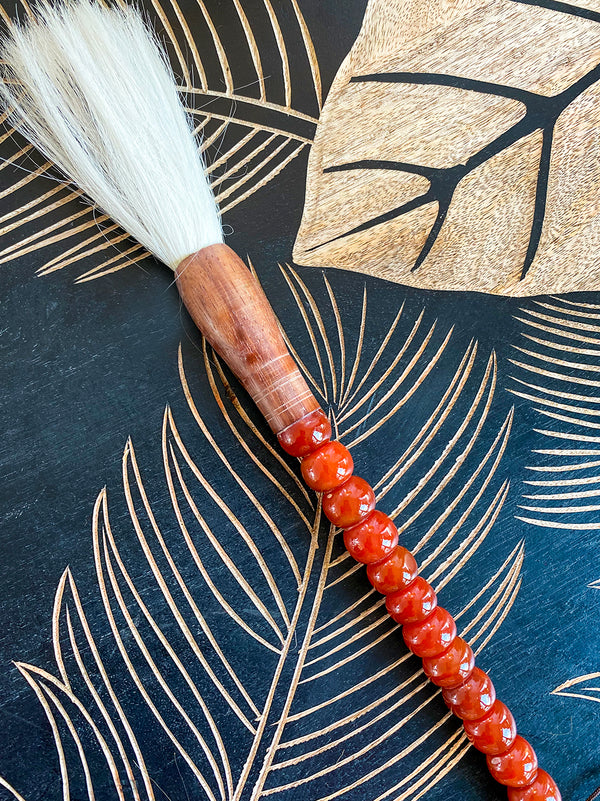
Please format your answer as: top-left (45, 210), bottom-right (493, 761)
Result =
top-left (553, 670), bottom-right (600, 705)
top-left (508, 296), bottom-right (600, 759)
top-left (509, 296), bottom-right (600, 531)
top-left (0, 0), bottom-right (320, 281)
top-left (293, 0), bottom-right (600, 296)
top-left (0, 269), bottom-right (522, 800)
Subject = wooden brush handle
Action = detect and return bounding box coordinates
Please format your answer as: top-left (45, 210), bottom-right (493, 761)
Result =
top-left (175, 244), bottom-right (320, 433)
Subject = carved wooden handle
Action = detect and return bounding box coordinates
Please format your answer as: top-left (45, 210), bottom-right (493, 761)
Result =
top-left (175, 244), bottom-right (320, 433)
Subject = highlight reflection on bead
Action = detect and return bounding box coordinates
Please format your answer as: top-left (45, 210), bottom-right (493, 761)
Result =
top-left (507, 770), bottom-right (562, 801)
top-left (300, 441), bottom-right (353, 491)
top-left (442, 667), bottom-right (496, 720)
top-left (487, 736), bottom-right (538, 787)
top-left (343, 510), bottom-right (398, 563)
top-left (366, 545), bottom-right (417, 593)
top-left (324, 476), bottom-right (375, 528)
top-left (463, 700), bottom-right (517, 754)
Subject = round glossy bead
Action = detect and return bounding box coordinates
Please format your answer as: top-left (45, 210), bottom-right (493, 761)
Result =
top-left (422, 637), bottom-right (474, 688)
top-left (324, 477), bottom-right (376, 528)
top-left (402, 607), bottom-right (457, 658)
top-left (277, 408), bottom-right (331, 457)
top-left (366, 546), bottom-right (418, 594)
top-left (343, 510), bottom-right (398, 563)
top-left (507, 770), bottom-right (561, 801)
top-left (442, 667), bottom-right (496, 721)
top-left (463, 700), bottom-right (517, 755)
top-left (487, 736), bottom-right (538, 788)
top-left (301, 441), bottom-right (353, 491)
top-left (386, 577), bottom-right (437, 624)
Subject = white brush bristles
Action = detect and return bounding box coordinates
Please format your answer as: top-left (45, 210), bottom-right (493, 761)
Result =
top-left (0, 0), bottom-right (223, 269)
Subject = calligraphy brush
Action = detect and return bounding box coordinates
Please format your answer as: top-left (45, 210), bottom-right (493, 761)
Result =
top-left (0, 2), bottom-right (560, 798)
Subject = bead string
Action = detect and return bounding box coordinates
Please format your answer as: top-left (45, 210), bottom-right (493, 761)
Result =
top-left (585, 786), bottom-right (600, 801)
top-left (278, 408), bottom-right (561, 801)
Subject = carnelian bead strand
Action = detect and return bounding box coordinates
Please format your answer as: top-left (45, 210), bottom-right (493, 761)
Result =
top-left (277, 420), bottom-right (560, 799)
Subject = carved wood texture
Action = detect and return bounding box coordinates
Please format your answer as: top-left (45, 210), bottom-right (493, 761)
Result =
top-left (0, 268), bottom-right (520, 801)
top-left (293, 0), bottom-right (600, 296)
top-left (1, 0), bottom-right (598, 798)
top-left (0, 0), bottom-right (321, 281)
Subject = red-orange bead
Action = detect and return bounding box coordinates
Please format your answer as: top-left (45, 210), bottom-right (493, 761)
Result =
top-left (324, 476), bottom-right (376, 528)
top-left (386, 577), bottom-right (437, 624)
top-left (487, 736), bottom-right (538, 787)
top-left (507, 770), bottom-right (561, 801)
top-left (463, 700), bottom-right (517, 755)
top-left (402, 607), bottom-right (457, 657)
top-left (443, 667), bottom-right (496, 720)
top-left (343, 509), bottom-right (397, 563)
top-left (422, 637), bottom-right (474, 688)
top-left (277, 408), bottom-right (332, 457)
top-left (366, 546), bottom-right (418, 594)
top-left (301, 441), bottom-right (353, 491)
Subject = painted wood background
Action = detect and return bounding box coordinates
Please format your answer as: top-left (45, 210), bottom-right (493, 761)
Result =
top-left (0, 1), bottom-right (599, 800)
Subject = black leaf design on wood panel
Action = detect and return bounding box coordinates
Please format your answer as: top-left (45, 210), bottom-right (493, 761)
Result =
top-left (294, 0), bottom-right (600, 296)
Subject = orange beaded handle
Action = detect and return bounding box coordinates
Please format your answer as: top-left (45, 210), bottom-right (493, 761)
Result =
top-left (176, 245), bottom-right (559, 800)
top-left (277, 408), bottom-right (562, 801)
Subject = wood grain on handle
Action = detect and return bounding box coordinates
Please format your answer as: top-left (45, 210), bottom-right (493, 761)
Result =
top-left (175, 244), bottom-right (320, 433)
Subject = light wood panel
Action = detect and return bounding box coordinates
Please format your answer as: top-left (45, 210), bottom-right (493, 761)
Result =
top-left (294, 0), bottom-right (600, 296)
